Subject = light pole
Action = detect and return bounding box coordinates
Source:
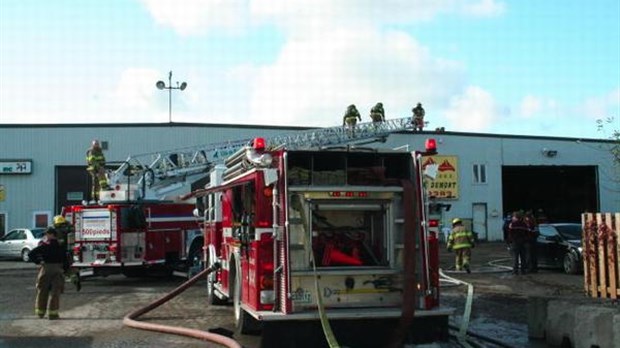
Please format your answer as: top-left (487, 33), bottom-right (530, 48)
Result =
top-left (156, 71), bottom-right (187, 123)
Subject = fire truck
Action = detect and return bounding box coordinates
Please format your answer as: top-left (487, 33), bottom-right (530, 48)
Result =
top-left (182, 119), bottom-right (451, 346)
top-left (66, 118), bottom-right (418, 280)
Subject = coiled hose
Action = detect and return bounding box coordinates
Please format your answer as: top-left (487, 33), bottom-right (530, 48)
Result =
top-left (123, 263), bottom-right (242, 348)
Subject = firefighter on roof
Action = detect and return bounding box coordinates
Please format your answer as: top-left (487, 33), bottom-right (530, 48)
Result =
top-left (86, 139), bottom-right (109, 201)
top-left (447, 218), bottom-right (475, 273)
top-left (53, 215), bottom-right (81, 291)
top-left (412, 102), bottom-right (425, 131)
top-left (369, 102), bottom-right (385, 123)
top-left (343, 104), bottom-right (362, 128)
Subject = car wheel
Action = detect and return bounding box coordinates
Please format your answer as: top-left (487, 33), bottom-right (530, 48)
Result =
top-left (21, 249), bottom-right (31, 262)
top-left (563, 252), bottom-right (580, 274)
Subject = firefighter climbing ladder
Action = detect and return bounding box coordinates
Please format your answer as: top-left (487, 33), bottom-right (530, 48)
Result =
top-left (106, 117), bottom-right (414, 200)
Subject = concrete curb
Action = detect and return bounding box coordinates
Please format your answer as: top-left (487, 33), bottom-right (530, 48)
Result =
top-left (528, 297), bottom-right (620, 348)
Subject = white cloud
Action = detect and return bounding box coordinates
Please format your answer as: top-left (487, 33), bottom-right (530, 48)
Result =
top-left (582, 88), bottom-right (620, 121)
top-left (444, 86), bottom-right (497, 131)
top-left (245, 29), bottom-right (465, 127)
top-left (138, 0), bottom-right (249, 36)
top-left (140, 0), bottom-right (506, 36)
top-left (519, 95), bottom-right (542, 118)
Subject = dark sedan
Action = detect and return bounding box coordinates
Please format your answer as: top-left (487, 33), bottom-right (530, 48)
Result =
top-left (536, 223), bottom-right (583, 274)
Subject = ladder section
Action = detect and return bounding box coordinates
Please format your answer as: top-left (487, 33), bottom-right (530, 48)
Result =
top-left (267, 117), bottom-right (413, 150)
top-left (108, 138), bottom-right (251, 192)
top-left (107, 117), bottom-right (413, 198)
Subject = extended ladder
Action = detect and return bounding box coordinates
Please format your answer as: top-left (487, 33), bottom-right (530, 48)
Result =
top-left (106, 117), bottom-right (413, 200)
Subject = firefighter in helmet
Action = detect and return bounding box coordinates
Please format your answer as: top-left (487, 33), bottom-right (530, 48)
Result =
top-left (447, 218), bottom-right (475, 273)
top-left (86, 139), bottom-right (109, 201)
top-left (369, 102), bottom-right (385, 123)
top-left (52, 215), bottom-right (81, 291)
top-left (412, 102), bottom-right (425, 131)
top-left (343, 104), bottom-right (362, 128)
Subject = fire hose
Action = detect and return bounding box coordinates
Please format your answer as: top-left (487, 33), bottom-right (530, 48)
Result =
top-left (123, 262), bottom-right (242, 348)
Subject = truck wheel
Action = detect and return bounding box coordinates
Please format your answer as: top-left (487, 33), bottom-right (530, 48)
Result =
top-left (233, 266), bottom-right (261, 335)
top-left (187, 241), bottom-right (204, 278)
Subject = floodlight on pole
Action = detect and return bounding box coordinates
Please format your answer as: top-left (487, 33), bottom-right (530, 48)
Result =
top-left (156, 71), bottom-right (187, 123)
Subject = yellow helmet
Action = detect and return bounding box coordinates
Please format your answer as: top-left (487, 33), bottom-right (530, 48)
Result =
top-left (53, 215), bottom-right (66, 225)
top-left (452, 218), bottom-right (462, 226)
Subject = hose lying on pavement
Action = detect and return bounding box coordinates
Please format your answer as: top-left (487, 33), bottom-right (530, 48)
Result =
top-left (123, 263), bottom-right (242, 348)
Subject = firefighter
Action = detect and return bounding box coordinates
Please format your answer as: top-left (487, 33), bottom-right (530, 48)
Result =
top-left (53, 215), bottom-right (81, 291)
top-left (342, 104), bottom-right (362, 129)
top-left (369, 102), bottom-right (385, 123)
top-left (412, 102), bottom-right (425, 131)
top-left (508, 211), bottom-right (529, 275)
top-left (86, 139), bottom-right (109, 201)
top-left (28, 227), bottom-right (66, 320)
top-left (447, 218), bottom-right (475, 273)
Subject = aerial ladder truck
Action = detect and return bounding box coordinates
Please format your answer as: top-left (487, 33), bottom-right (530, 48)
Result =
top-left (66, 118), bottom-right (420, 279)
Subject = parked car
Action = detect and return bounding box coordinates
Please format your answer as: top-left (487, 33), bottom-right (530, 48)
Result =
top-left (0, 228), bottom-right (46, 262)
top-left (536, 223), bottom-right (583, 274)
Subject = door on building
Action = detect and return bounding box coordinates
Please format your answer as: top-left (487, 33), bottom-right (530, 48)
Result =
top-left (472, 203), bottom-right (487, 241)
top-left (56, 166), bottom-right (90, 213)
top-left (0, 212), bottom-right (6, 237)
top-left (502, 166), bottom-right (598, 222)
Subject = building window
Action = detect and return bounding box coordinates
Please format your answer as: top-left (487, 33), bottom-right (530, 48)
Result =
top-left (473, 164), bottom-right (487, 184)
top-left (33, 211), bottom-right (51, 228)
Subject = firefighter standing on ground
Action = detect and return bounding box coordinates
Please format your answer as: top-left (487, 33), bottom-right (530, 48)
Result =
top-left (28, 227), bottom-right (66, 320)
top-left (508, 211), bottom-right (529, 275)
top-left (53, 215), bottom-right (81, 291)
top-left (86, 140), bottom-right (109, 201)
top-left (447, 218), bottom-right (475, 273)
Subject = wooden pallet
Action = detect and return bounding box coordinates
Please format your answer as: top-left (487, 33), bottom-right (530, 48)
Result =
top-left (582, 213), bottom-right (620, 299)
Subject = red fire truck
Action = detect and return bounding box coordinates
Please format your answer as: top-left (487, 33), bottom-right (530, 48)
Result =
top-left (66, 118), bottom-right (418, 282)
top-left (184, 132), bottom-right (451, 346)
top-left (66, 202), bottom-right (203, 277)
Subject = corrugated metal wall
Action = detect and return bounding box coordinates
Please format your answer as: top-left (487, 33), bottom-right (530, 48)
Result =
top-left (1, 124), bottom-right (618, 240)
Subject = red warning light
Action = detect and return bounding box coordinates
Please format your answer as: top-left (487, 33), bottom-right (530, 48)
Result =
top-left (428, 219), bottom-right (439, 227)
top-left (425, 138), bottom-right (437, 154)
top-left (253, 137), bottom-right (266, 151)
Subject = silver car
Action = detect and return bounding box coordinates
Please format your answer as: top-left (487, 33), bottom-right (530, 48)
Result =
top-left (0, 228), bottom-right (46, 262)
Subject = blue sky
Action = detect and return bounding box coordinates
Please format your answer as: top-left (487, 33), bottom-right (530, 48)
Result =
top-left (1, 0), bottom-right (618, 139)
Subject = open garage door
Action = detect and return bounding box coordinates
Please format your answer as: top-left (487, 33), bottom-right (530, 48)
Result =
top-left (502, 166), bottom-right (598, 223)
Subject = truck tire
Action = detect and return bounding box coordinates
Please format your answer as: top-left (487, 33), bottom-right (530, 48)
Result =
top-left (233, 262), bottom-right (261, 335)
top-left (187, 240), bottom-right (204, 278)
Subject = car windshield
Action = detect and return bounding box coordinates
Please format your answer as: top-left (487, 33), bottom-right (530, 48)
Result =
top-left (555, 224), bottom-right (582, 240)
top-left (31, 228), bottom-right (46, 239)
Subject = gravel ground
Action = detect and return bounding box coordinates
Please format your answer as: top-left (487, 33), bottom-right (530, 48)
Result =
top-left (0, 242), bottom-right (588, 348)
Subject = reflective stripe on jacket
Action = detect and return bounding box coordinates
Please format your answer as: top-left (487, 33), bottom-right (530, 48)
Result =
top-left (447, 226), bottom-right (474, 250)
top-left (86, 149), bottom-right (105, 169)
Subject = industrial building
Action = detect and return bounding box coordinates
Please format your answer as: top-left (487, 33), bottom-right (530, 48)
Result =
top-left (1, 122), bottom-right (618, 241)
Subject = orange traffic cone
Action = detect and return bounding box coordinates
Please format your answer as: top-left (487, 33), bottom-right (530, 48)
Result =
top-left (328, 248), bottom-right (363, 266)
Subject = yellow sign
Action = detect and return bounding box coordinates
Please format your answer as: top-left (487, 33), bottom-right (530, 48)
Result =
top-left (422, 155), bottom-right (459, 199)
top-left (0, 185), bottom-right (4, 201)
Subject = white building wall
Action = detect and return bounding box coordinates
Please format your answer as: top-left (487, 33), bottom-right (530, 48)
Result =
top-left (1, 124), bottom-right (618, 238)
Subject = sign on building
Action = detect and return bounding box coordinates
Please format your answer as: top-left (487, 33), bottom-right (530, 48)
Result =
top-left (421, 155), bottom-right (459, 199)
top-left (1, 160), bottom-right (32, 174)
